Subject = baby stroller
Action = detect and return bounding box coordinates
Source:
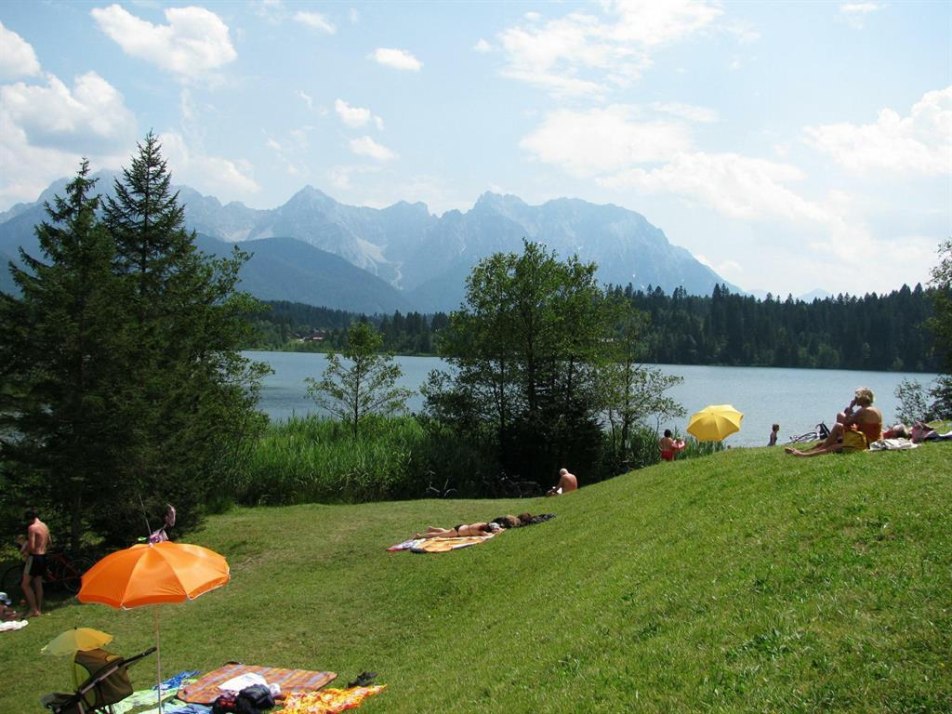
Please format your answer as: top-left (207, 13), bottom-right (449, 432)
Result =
top-left (40, 646), bottom-right (156, 714)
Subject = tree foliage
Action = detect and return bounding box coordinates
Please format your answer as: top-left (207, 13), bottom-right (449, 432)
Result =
top-left (1, 136), bottom-right (269, 547)
top-left (305, 321), bottom-right (412, 438)
top-left (926, 239), bottom-right (952, 418)
top-left (599, 301), bottom-right (686, 471)
top-left (424, 240), bottom-right (682, 485)
top-left (0, 162), bottom-right (125, 548)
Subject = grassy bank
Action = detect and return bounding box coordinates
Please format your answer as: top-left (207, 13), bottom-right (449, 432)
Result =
top-left (2, 442), bottom-right (949, 712)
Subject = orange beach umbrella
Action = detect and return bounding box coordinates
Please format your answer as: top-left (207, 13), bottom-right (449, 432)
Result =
top-left (78, 541), bottom-right (229, 608)
top-left (78, 541), bottom-right (229, 713)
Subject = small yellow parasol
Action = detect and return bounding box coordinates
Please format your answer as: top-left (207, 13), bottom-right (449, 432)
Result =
top-left (687, 404), bottom-right (744, 442)
top-left (41, 627), bottom-right (114, 657)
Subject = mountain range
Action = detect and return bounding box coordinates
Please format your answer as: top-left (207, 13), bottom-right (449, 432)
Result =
top-left (0, 173), bottom-right (736, 313)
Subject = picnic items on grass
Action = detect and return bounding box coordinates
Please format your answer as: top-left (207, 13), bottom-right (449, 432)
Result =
top-left (178, 664), bottom-right (337, 704)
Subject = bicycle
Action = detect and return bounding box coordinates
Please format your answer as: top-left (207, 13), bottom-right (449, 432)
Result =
top-left (424, 477), bottom-right (458, 499)
top-left (2, 551), bottom-right (93, 605)
top-left (788, 422), bottom-right (831, 444)
top-left (494, 473), bottom-right (544, 499)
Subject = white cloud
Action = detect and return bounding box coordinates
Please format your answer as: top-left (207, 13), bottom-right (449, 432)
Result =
top-left (803, 86), bottom-right (952, 176)
top-left (159, 131), bottom-right (259, 197)
top-left (520, 106), bottom-right (693, 175)
top-left (839, 2), bottom-right (883, 29)
top-left (327, 164), bottom-right (381, 191)
top-left (473, 38), bottom-right (492, 53)
top-left (371, 48), bottom-right (422, 71)
top-left (0, 70), bottom-right (136, 208)
top-left (0, 21), bottom-right (41, 80)
top-left (0, 71), bottom-right (137, 152)
top-left (334, 99), bottom-right (383, 129)
top-left (90, 4), bottom-right (237, 81)
top-left (649, 101), bottom-right (718, 123)
top-left (607, 0), bottom-right (723, 46)
top-left (297, 90), bottom-right (314, 109)
top-left (601, 151), bottom-right (827, 223)
top-left (497, 0), bottom-right (721, 97)
top-left (294, 11), bottom-right (336, 34)
top-left (349, 136), bottom-right (396, 161)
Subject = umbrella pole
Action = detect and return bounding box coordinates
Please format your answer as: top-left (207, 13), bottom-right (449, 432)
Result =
top-left (154, 607), bottom-right (163, 714)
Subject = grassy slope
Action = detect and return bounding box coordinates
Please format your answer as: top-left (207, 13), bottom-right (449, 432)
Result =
top-left (2, 444), bottom-right (949, 713)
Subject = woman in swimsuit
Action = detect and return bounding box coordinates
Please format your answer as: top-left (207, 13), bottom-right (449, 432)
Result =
top-left (415, 522), bottom-right (500, 539)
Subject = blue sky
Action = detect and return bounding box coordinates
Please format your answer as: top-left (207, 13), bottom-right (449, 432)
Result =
top-left (0, 0), bottom-right (949, 297)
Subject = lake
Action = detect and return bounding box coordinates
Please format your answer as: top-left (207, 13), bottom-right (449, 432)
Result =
top-left (245, 351), bottom-right (939, 448)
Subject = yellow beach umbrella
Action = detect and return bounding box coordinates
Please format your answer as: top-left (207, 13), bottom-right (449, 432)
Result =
top-left (42, 627), bottom-right (114, 657)
top-left (687, 404), bottom-right (744, 442)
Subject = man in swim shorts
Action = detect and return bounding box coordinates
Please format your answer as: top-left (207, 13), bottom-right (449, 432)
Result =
top-left (20, 508), bottom-right (50, 617)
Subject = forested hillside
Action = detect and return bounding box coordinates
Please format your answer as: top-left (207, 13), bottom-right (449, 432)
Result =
top-left (623, 283), bottom-right (936, 372)
top-left (247, 282), bottom-right (938, 373)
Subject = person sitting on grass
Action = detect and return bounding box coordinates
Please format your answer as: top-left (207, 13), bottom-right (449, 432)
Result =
top-left (785, 386), bottom-right (882, 457)
top-left (659, 430), bottom-right (686, 461)
top-left (546, 468), bottom-right (578, 496)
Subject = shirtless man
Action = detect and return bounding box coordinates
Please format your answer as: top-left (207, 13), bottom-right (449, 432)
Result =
top-left (546, 468), bottom-right (578, 496)
top-left (20, 508), bottom-right (50, 617)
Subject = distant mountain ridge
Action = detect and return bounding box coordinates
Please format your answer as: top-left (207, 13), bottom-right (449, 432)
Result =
top-left (179, 185), bottom-right (738, 312)
top-left (1, 174), bottom-right (739, 313)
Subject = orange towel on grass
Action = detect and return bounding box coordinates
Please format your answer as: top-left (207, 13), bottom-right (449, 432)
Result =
top-left (279, 685), bottom-right (386, 713)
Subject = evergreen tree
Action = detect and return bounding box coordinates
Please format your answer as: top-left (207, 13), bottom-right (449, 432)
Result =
top-left (95, 133), bottom-right (269, 544)
top-left (305, 321), bottom-right (413, 437)
top-left (0, 162), bottom-right (125, 550)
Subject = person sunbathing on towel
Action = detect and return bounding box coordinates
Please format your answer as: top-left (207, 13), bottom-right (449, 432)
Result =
top-left (415, 522), bottom-right (501, 539)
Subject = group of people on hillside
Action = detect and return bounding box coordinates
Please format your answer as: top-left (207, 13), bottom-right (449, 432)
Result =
top-left (783, 386), bottom-right (951, 456)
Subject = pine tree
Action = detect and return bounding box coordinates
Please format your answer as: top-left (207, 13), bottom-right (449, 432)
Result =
top-left (0, 161), bottom-right (125, 550)
top-left (94, 133), bottom-right (269, 544)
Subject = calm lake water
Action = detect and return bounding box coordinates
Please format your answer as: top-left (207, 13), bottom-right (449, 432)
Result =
top-left (245, 351), bottom-right (939, 448)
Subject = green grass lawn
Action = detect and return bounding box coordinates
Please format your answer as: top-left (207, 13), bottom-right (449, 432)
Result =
top-left (2, 443), bottom-right (949, 713)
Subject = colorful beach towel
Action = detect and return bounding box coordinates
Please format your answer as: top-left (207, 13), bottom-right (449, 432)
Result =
top-left (279, 685), bottom-right (386, 713)
top-left (177, 664), bottom-right (336, 704)
top-left (387, 532), bottom-right (498, 553)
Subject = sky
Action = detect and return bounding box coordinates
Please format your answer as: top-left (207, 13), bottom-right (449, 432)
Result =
top-left (0, 1), bottom-right (949, 298)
